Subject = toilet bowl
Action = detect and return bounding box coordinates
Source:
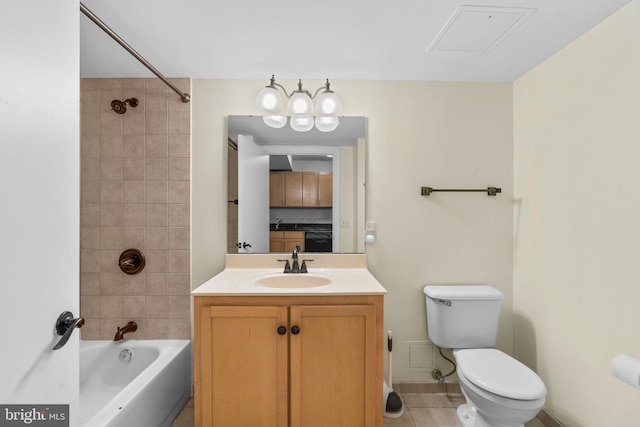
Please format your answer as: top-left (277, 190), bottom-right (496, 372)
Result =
top-left (454, 348), bottom-right (546, 427)
top-left (423, 285), bottom-right (547, 427)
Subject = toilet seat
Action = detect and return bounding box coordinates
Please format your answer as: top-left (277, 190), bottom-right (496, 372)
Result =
top-left (457, 369), bottom-right (545, 414)
top-left (455, 349), bottom-right (546, 401)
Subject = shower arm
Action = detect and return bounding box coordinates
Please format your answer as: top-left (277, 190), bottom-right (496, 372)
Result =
top-left (80, 2), bottom-right (190, 103)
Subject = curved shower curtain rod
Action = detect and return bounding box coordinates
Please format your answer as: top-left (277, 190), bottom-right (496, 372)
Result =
top-left (80, 2), bottom-right (191, 103)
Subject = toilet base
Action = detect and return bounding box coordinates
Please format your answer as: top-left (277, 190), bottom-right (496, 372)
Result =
top-left (456, 404), bottom-right (477, 427)
top-left (456, 404), bottom-right (526, 427)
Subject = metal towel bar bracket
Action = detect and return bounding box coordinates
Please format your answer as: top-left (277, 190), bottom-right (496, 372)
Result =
top-left (421, 186), bottom-right (502, 196)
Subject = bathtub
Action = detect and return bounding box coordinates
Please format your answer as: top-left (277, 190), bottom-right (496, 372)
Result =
top-left (80, 340), bottom-right (191, 427)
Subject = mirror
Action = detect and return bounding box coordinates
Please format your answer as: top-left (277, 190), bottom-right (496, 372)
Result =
top-left (227, 115), bottom-right (367, 254)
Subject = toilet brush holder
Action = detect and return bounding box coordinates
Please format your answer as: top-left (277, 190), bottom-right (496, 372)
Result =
top-left (383, 331), bottom-right (404, 418)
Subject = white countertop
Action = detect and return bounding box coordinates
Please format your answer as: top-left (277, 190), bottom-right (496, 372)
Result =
top-left (192, 254), bottom-right (387, 296)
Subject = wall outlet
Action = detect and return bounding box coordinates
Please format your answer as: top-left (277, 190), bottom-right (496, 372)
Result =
top-left (341, 219), bottom-right (349, 228)
top-left (366, 221), bottom-right (376, 231)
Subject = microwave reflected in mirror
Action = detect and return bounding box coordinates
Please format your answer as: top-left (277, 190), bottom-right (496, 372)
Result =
top-left (227, 115), bottom-right (367, 254)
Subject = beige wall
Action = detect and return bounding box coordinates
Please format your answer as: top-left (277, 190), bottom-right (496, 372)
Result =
top-left (514, 1), bottom-right (640, 425)
top-left (80, 78), bottom-right (191, 340)
top-left (192, 79), bottom-right (513, 381)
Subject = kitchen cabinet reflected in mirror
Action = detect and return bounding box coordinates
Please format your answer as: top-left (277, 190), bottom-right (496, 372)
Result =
top-left (227, 115), bottom-right (367, 254)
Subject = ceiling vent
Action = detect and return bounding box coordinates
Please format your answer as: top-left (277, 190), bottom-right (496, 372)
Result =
top-left (428, 5), bottom-right (536, 53)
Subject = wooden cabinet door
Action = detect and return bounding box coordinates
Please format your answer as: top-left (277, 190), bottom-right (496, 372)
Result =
top-left (269, 172), bottom-right (285, 207)
top-left (270, 239), bottom-right (285, 253)
top-left (284, 231), bottom-right (305, 253)
top-left (317, 173), bottom-right (332, 207)
top-left (289, 305), bottom-right (377, 427)
top-left (284, 172), bottom-right (303, 206)
top-left (284, 240), bottom-right (304, 253)
top-left (199, 305), bottom-right (289, 427)
top-left (271, 171), bottom-right (331, 208)
top-left (270, 231), bottom-right (304, 253)
top-left (302, 172), bottom-right (319, 207)
top-left (269, 231), bottom-right (285, 253)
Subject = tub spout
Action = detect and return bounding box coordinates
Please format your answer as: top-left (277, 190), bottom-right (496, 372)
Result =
top-left (114, 321), bottom-right (137, 341)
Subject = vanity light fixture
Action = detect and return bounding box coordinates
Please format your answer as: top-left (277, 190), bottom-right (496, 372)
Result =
top-left (256, 75), bottom-right (342, 132)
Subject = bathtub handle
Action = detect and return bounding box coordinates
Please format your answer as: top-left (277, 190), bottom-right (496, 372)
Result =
top-left (53, 311), bottom-right (84, 350)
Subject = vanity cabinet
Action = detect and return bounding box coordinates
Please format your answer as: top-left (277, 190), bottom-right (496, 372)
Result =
top-left (194, 295), bottom-right (383, 427)
top-left (270, 172), bottom-right (332, 208)
top-left (269, 231), bottom-right (305, 253)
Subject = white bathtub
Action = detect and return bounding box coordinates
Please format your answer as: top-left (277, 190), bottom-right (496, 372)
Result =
top-left (80, 340), bottom-right (191, 427)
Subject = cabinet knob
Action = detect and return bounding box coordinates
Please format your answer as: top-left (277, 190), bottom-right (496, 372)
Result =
top-left (277, 326), bottom-right (287, 335)
top-left (291, 325), bottom-right (300, 335)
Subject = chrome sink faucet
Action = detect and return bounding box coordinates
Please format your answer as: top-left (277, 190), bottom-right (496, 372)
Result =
top-left (277, 244), bottom-right (313, 274)
top-left (291, 245), bottom-right (300, 273)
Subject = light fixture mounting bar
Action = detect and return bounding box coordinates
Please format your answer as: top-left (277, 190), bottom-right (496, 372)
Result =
top-left (266, 75), bottom-right (332, 100)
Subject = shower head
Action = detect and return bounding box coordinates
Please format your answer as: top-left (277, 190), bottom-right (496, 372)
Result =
top-left (111, 98), bottom-right (139, 114)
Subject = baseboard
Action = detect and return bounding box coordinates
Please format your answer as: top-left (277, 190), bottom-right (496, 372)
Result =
top-left (392, 381), bottom-right (460, 394)
top-left (537, 410), bottom-right (565, 427)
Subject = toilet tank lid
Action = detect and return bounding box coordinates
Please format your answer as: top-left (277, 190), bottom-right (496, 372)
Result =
top-left (423, 285), bottom-right (504, 300)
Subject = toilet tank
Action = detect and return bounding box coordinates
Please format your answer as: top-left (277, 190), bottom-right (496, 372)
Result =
top-left (423, 285), bottom-right (504, 349)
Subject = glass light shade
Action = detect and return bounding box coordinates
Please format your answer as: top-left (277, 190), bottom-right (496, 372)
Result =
top-left (364, 230), bottom-right (376, 244)
top-left (315, 116), bottom-right (339, 132)
top-left (256, 86), bottom-right (284, 113)
top-left (315, 91), bottom-right (342, 115)
top-left (263, 115), bottom-right (287, 129)
top-left (290, 116), bottom-right (314, 132)
top-left (287, 92), bottom-right (314, 116)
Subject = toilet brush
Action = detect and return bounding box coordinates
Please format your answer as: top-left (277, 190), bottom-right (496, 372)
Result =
top-left (384, 331), bottom-right (404, 418)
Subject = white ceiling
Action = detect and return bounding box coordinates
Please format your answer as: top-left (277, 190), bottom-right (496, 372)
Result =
top-left (80, 0), bottom-right (630, 82)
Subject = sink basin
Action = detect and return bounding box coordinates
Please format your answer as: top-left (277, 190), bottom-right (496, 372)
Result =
top-left (255, 274), bottom-right (332, 288)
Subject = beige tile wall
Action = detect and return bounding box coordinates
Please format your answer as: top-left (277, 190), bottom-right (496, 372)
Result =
top-left (80, 78), bottom-right (191, 340)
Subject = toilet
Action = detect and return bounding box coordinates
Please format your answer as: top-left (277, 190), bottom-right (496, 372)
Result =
top-left (423, 285), bottom-right (546, 427)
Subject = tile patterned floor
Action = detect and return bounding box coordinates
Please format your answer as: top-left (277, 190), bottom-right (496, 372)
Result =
top-left (172, 398), bottom-right (194, 427)
top-left (172, 394), bottom-right (547, 427)
top-left (380, 392), bottom-right (545, 427)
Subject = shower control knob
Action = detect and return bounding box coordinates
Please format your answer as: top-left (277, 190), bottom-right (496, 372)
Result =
top-left (277, 326), bottom-right (287, 335)
top-left (291, 325), bottom-right (300, 335)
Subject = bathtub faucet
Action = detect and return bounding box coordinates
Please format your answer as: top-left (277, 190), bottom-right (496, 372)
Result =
top-left (114, 321), bottom-right (137, 341)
